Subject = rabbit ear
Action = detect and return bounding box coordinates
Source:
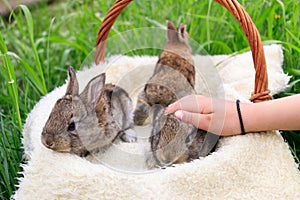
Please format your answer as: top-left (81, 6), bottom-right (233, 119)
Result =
top-left (178, 23), bottom-right (188, 40)
top-left (66, 66), bottom-right (79, 96)
top-left (167, 20), bottom-right (176, 30)
top-left (80, 73), bottom-right (106, 105)
top-left (166, 20), bottom-right (177, 42)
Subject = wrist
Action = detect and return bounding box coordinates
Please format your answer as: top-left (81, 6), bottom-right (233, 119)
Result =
top-left (238, 102), bottom-right (257, 134)
top-left (222, 100), bottom-right (245, 136)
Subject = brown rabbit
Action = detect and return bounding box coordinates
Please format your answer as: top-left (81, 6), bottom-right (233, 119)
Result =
top-left (147, 106), bottom-right (218, 168)
top-left (134, 20), bottom-right (195, 125)
top-left (41, 67), bottom-right (136, 157)
top-left (133, 20), bottom-right (217, 167)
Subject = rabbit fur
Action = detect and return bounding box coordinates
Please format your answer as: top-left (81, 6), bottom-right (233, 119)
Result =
top-left (133, 21), bottom-right (216, 168)
top-left (41, 67), bottom-right (136, 157)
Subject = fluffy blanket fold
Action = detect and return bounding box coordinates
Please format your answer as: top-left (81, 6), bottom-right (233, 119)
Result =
top-left (13, 45), bottom-right (300, 200)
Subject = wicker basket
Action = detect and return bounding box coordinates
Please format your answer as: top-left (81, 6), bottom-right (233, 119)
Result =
top-left (94, 0), bottom-right (271, 103)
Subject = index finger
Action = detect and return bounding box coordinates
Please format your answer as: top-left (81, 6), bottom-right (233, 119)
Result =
top-left (165, 95), bottom-right (203, 114)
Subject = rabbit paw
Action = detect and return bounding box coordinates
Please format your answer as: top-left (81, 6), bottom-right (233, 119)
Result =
top-left (120, 129), bottom-right (137, 143)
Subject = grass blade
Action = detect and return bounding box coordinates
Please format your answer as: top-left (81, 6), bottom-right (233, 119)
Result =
top-left (18, 5), bottom-right (47, 95)
top-left (49, 36), bottom-right (89, 56)
top-left (0, 33), bottom-right (22, 130)
top-left (285, 28), bottom-right (300, 46)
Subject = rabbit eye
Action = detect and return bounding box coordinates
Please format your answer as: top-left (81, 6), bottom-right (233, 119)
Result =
top-left (67, 122), bottom-right (76, 132)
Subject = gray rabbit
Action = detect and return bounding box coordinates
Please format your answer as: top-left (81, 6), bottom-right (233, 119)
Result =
top-left (41, 67), bottom-right (136, 157)
top-left (133, 20), bottom-right (217, 168)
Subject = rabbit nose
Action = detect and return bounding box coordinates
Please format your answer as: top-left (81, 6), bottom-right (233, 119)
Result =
top-left (45, 139), bottom-right (55, 149)
top-left (42, 135), bottom-right (55, 149)
top-left (160, 154), bottom-right (173, 165)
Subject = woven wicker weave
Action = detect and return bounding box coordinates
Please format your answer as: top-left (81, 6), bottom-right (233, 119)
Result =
top-left (95, 0), bottom-right (270, 103)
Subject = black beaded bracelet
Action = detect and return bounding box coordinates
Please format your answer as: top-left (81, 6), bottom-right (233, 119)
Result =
top-left (236, 99), bottom-right (246, 135)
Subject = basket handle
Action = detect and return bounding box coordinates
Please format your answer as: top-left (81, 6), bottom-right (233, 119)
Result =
top-left (95, 0), bottom-right (271, 103)
top-left (95, 0), bottom-right (133, 65)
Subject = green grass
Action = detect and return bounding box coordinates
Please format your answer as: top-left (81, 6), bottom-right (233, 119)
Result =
top-left (0, 0), bottom-right (299, 198)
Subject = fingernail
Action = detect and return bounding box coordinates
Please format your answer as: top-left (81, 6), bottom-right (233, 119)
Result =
top-left (174, 110), bottom-right (183, 120)
top-left (166, 103), bottom-right (173, 109)
top-left (164, 109), bottom-right (171, 114)
top-left (165, 103), bottom-right (174, 114)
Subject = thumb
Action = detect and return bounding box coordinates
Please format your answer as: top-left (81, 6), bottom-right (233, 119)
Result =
top-left (174, 110), bottom-right (209, 131)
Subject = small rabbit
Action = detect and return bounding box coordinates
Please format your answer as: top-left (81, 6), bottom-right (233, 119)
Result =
top-left (146, 106), bottom-right (209, 168)
top-left (134, 20), bottom-right (195, 125)
top-left (133, 20), bottom-right (217, 168)
top-left (41, 66), bottom-right (136, 157)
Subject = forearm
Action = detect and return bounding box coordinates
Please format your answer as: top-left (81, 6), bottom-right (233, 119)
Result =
top-left (241, 94), bottom-right (300, 133)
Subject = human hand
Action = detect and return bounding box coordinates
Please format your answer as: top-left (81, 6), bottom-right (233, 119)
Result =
top-left (165, 95), bottom-right (242, 136)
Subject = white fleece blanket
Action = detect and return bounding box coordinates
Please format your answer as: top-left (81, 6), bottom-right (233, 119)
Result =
top-left (13, 44), bottom-right (300, 199)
